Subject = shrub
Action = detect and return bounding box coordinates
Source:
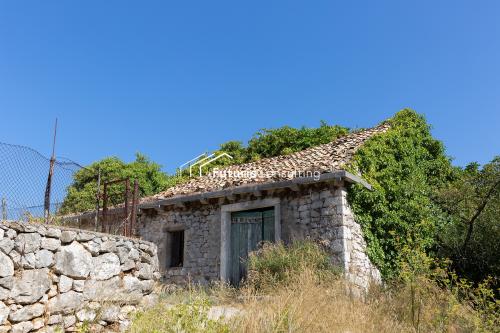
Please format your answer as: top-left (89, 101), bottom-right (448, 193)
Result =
top-left (246, 241), bottom-right (340, 290)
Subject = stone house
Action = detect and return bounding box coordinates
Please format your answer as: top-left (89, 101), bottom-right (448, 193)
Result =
top-left (135, 123), bottom-right (390, 290)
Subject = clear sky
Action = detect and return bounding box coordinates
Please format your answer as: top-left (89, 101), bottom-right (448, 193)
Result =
top-left (1, 1), bottom-right (499, 173)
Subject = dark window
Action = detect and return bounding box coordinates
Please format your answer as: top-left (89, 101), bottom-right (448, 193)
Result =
top-left (169, 230), bottom-right (184, 267)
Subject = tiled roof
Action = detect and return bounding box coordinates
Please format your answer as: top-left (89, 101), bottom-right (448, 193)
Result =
top-left (146, 122), bottom-right (390, 201)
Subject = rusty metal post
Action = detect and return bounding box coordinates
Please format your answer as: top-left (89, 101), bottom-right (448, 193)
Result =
top-left (44, 118), bottom-right (58, 224)
top-left (124, 179), bottom-right (130, 236)
top-left (102, 183), bottom-right (108, 233)
top-left (130, 179), bottom-right (139, 237)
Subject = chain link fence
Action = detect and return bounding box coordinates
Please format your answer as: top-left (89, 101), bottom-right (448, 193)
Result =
top-left (0, 141), bottom-right (140, 236)
top-left (0, 141), bottom-right (83, 221)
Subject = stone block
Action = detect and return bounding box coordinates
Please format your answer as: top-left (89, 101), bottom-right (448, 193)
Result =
top-left (0, 253), bottom-right (13, 278)
top-left (48, 291), bottom-right (84, 315)
top-left (35, 249), bottom-right (54, 268)
top-left (9, 303), bottom-right (44, 322)
top-left (54, 242), bottom-right (92, 279)
top-left (60, 231), bottom-right (77, 243)
top-left (59, 275), bottom-right (73, 293)
top-left (14, 233), bottom-right (41, 253)
top-left (41, 237), bottom-right (61, 251)
top-left (91, 253), bottom-right (120, 280)
top-left (10, 268), bottom-right (51, 305)
top-left (0, 302), bottom-right (9, 325)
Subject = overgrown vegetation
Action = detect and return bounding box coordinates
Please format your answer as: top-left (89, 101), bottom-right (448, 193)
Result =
top-left (436, 157), bottom-right (500, 289)
top-left (346, 109), bottom-right (500, 292)
top-left (60, 153), bottom-right (178, 214)
top-left (246, 241), bottom-right (340, 290)
top-left (130, 241), bottom-right (498, 332)
top-left (217, 122), bottom-right (349, 165)
top-left (347, 109), bottom-right (455, 278)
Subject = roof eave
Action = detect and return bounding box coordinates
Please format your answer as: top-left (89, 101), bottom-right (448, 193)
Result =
top-left (139, 170), bottom-right (372, 209)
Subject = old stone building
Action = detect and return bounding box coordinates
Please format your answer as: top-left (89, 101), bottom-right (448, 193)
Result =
top-left (136, 123), bottom-right (390, 290)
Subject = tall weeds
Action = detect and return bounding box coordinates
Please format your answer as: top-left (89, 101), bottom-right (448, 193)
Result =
top-left (129, 241), bottom-right (498, 333)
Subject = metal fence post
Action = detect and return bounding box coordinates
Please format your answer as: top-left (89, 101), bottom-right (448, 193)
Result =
top-left (1, 197), bottom-right (6, 220)
top-left (131, 179), bottom-right (139, 237)
top-left (102, 183), bottom-right (108, 233)
top-left (94, 168), bottom-right (101, 232)
top-left (124, 179), bottom-right (130, 236)
top-left (44, 118), bottom-right (58, 224)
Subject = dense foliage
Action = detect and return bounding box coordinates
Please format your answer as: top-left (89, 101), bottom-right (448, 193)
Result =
top-left (59, 153), bottom-right (176, 214)
top-left (347, 109), bottom-right (455, 278)
top-left (436, 157), bottom-right (500, 287)
top-left (214, 121), bottom-right (349, 166)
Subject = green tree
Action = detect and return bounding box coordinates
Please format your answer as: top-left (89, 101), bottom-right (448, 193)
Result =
top-left (347, 109), bottom-right (454, 278)
top-left (436, 157), bottom-right (500, 287)
top-left (59, 153), bottom-right (175, 214)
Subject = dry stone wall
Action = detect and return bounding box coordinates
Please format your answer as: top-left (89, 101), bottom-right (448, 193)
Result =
top-left (0, 221), bottom-right (160, 333)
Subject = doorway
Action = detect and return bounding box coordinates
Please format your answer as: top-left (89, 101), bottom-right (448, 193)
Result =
top-left (229, 207), bottom-right (275, 286)
top-left (220, 198), bottom-right (281, 285)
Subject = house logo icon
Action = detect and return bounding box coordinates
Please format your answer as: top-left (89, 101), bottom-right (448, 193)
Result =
top-left (178, 152), bottom-right (233, 177)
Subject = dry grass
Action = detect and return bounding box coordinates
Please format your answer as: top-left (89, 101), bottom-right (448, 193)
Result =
top-left (232, 269), bottom-right (410, 333)
top-left (130, 270), bottom-right (486, 333)
top-left (129, 242), bottom-right (495, 333)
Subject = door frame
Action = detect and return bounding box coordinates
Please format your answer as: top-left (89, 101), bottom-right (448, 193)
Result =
top-left (220, 198), bottom-right (281, 282)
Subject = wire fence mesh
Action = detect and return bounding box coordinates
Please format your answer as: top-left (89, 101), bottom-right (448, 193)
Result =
top-left (0, 141), bottom-right (140, 236)
top-left (0, 142), bottom-right (84, 221)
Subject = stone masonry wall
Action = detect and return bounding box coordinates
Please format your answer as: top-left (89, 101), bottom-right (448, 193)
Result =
top-left (280, 184), bottom-right (381, 290)
top-left (0, 221), bottom-right (160, 333)
top-left (138, 182), bottom-right (380, 290)
top-left (138, 204), bottom-right (221, 285)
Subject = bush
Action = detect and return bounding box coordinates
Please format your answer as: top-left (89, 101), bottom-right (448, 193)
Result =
top-left (246, 241), bottom-right (340, 290)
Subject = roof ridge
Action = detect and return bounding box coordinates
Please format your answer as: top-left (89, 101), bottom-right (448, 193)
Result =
top-left (252, 122), bottom-right (384, 163)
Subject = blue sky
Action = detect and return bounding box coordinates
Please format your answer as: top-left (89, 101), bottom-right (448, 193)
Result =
top-left (1, 0), bottom-right (499, 173)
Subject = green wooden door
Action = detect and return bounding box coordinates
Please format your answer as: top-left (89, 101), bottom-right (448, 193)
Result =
top-left (230, 207), bottom-right (275, 286)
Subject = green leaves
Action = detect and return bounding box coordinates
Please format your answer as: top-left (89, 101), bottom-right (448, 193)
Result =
top-left (436, 157), bottom-right (500, 287)
top-left (59, 153), bottom-right (175, 214)
top-left (347, 109), bottom-right (454, 278)
top-left (218, 122), bottom-right (349, 163)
